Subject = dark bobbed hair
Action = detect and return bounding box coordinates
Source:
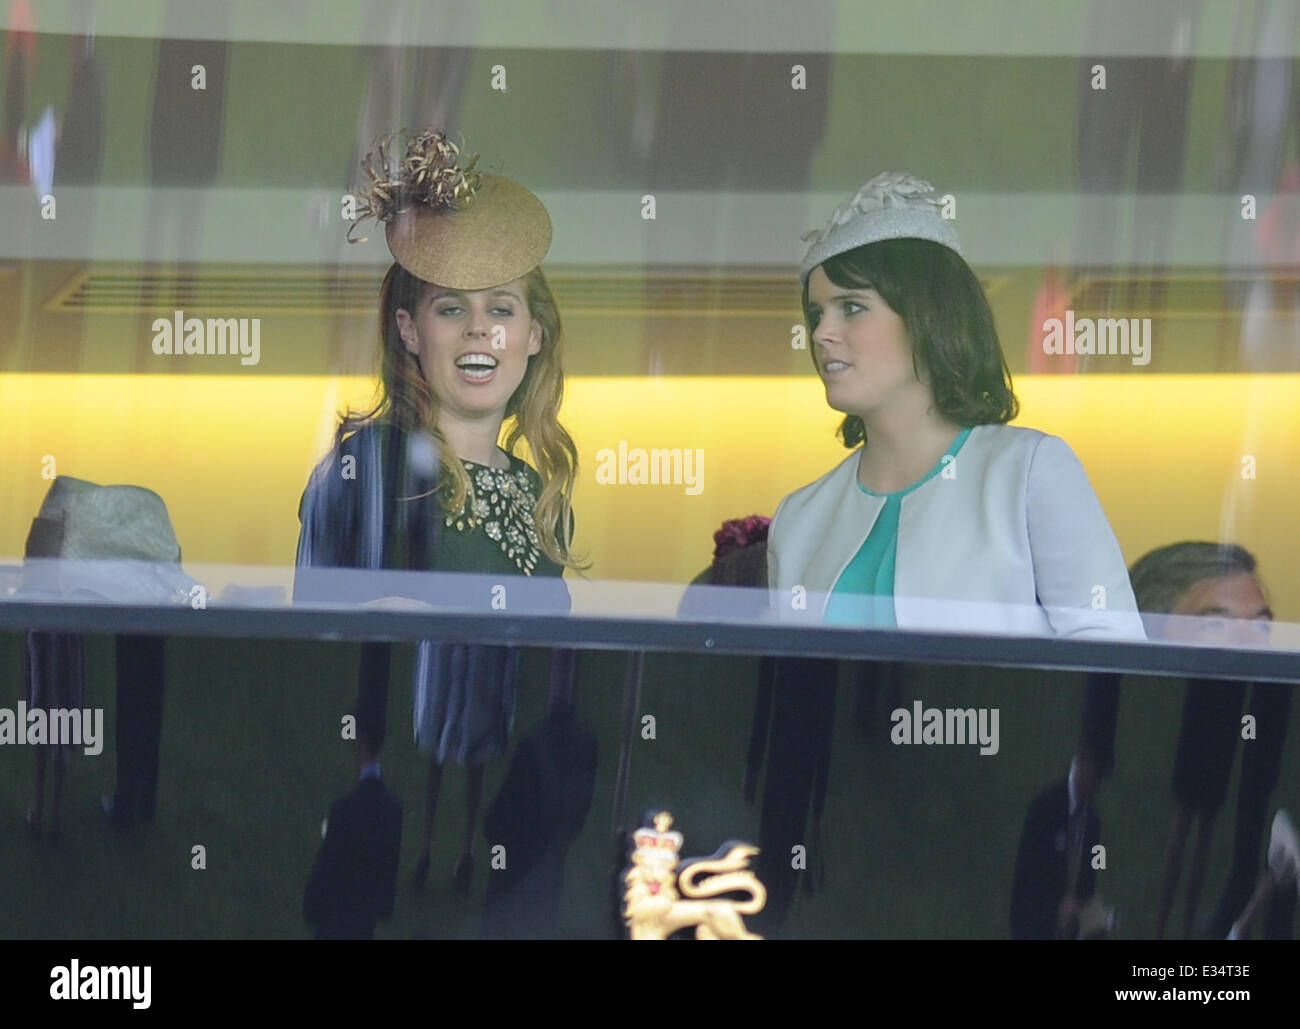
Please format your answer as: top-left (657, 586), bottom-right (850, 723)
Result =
top-left (1127, 541), bottom-right (1259, 615)
top-left (801, 238), bottom-right (1019, 448)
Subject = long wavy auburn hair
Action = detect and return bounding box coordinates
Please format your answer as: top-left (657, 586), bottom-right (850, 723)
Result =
top-left (337, 261), bottom-right (587, 572)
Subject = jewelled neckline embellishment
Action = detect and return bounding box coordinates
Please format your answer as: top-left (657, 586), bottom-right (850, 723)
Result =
top-left (444, 458), bottom-right (542, 574)
top-left (459, 454), bottom-right (513, 471)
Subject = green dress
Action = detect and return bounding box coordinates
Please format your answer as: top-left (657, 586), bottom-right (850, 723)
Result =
top-left (434, 454), bottom-right (565, 578)
top-left (414, 451), bottom-right (568, 764)
top-left (295, 421), bottom-right (569, 767)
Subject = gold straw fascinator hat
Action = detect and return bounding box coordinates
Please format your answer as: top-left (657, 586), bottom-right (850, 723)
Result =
top-left (350, 127), bottom-right (552, 291)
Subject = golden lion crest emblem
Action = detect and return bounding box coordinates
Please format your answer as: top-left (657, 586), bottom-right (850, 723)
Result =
top-left (623, 811), bottom-right (766, 940)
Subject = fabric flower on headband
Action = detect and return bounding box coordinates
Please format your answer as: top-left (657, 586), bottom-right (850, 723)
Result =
top-left (802, 172), bottom-right (945, 245)
top-left (799, 170), bottom-right (964, 282)
top-left (347, 127), bottom-right (482, 244)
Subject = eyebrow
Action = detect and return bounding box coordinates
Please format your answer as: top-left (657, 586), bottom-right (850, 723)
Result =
top-left (428, 288), bottom-right (523, 302)
top-left (808, 289), bottom-right (878, 309)
top-left (808, 286), bottom-right (875, 303)
top-left (1191, 604), bottom-right (1274, 620)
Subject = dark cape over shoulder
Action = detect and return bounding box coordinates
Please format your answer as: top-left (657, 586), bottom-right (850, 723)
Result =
top-left (293, 420), bottom-right (572, 614)
top-left (295, 421), bottom-right (432, 585)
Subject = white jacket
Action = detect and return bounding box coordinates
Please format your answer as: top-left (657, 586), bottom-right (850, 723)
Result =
top-left (767, 424), bottom-right (1147, 640)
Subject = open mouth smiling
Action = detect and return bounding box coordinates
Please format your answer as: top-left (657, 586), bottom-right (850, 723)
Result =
top-left (455, 352), bottom-right (499, 381)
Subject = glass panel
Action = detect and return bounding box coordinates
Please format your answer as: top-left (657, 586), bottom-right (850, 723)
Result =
top-left (1, 1), bottom-right (1296, 942)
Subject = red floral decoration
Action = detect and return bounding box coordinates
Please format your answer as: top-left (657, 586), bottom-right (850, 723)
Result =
top-left (712, 515), bottom-right (771, 561)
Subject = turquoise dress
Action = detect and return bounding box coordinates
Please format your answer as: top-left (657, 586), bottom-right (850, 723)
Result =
top-left (824, 428), bottom-right (972, 628)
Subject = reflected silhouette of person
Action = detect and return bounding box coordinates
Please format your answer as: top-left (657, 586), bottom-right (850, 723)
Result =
top-left (1208, 680), bottom-right (1293, 938)
top-left (1128, 541), bottom-right (1275, 939)
top-left (1216, 2), bottom-right (1300, 372)
top-left (678, 516), bottom-right (835, 931)
top-left (1010, 736), bottom-right (1106, 940)
top-left (1071, 0), bottom-right (1203, 325)
top-left (304, 701), bottom-right (402, 941)
top-left (747, 655), bottom-right (834, 935)
top-left (103, 634), bottom-right (166, 831)
top-left (630, 7), bottom-right (832, 376)
top-left (136, 22), bottom-right (231, 371)
top-left (479, 649), bottom-right (597, 939)
top-left (21, 631), bottom-right (85, 843)
top-left (1225, 810), bottom-right (1298, 940)
top-left (1008, 670), bottom-right (1120, 939)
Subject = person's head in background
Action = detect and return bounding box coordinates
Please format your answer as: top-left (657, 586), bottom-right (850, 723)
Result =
top-left (1128, 541), bottom-right (1273, 645)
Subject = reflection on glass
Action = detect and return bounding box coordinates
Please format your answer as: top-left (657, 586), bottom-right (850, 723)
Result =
top-left (2, 4), bottom-right (1300, 942)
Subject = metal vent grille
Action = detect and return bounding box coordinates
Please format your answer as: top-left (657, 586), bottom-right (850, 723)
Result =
top-left (43, 266), bottom-right (1007, 317)
top-left (44, 270), bottom-right (384, 315)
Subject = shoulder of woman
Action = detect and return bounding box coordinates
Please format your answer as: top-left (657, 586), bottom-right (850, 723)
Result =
top-left (772, 449), bottom-right (859, 524)
top-left (338, 419), bottom-right (395, 452)
top-left (968, 422), bottom-right (1044, 448)
top-left (1015, 427), bottom-right (1085, 467)
top-left (1018, 430), bottom-right (1107, 503)
top-left (964, 424), bottom-right (1069, 470)
top-left (962, 426), bottom-right (1097, 492)
top-left (302, 420), bottom-right (392, 503)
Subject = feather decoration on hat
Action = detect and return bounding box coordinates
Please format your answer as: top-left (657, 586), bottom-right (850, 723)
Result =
top-left (347, 127), bottom-right (482, 244)
top-left (801, 171), bottom-right (945, 245)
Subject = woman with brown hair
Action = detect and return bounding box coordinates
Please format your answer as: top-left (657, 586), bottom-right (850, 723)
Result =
top-left (767, 172), bottom-right (1144, 639)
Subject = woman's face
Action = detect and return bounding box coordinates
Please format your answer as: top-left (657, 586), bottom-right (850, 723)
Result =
top-left (395, 277), bottom-right (541, 420)
top-left (806, 265), bottom-right (923, 419)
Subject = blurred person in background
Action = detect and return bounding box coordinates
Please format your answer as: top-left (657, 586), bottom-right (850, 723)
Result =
top-left (1129, 541), bottom-right (1278, 939)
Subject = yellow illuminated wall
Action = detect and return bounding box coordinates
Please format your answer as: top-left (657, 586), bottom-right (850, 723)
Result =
top-left (2, 374), bottom-right (1298, 620)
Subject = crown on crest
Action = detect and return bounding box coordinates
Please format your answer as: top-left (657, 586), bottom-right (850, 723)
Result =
top-left (633, 811), bottom-right (684, 857)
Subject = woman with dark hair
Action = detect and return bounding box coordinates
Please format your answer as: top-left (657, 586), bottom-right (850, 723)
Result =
top-left (767, 172), bottom-right (1143, 637)
top-left (296, 129), bottom-right (585, 894)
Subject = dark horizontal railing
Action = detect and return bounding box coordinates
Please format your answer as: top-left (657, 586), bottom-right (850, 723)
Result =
top-left (1, 599), bottom-right (1296, 685)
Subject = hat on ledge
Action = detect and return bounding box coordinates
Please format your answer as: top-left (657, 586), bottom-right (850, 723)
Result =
top-left (19, 476), bottom-right (197, 604)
